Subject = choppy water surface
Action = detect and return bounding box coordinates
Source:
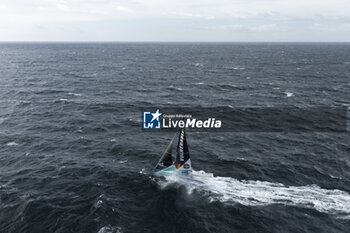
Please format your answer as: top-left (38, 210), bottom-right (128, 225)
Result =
top-left (0, 43), bottom-right (350, 233)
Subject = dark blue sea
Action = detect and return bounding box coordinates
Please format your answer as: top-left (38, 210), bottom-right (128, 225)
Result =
top-left (0, 43), bottom-right (349, 233)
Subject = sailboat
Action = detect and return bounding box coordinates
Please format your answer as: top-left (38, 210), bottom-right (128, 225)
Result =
top-left (153, 128), bottom-right (192, 176)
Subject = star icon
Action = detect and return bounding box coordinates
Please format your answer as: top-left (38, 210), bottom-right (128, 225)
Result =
top-left (151, 109), bottom-right (162, 122)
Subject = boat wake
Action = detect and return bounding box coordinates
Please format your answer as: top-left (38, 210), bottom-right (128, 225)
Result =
top-left (157, 170), bottom-right (350, 218)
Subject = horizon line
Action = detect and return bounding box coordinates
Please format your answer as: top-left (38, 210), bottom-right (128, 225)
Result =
top-left (1, 41), bottom-right (350, 43)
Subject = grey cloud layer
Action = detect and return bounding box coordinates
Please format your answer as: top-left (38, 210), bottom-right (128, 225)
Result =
top-left (1, 0), bottom-right (350, 41)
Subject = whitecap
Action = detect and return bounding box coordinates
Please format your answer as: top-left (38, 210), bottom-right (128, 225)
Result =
top-left (285, 92), bottom-right (294, 97)
top-left (98, 226), bottom-right (123, 233)
top-left (194, 63), bottom-right (203, 67)
top-left (158, 170), bottom-right (350, 218)
top-left (68, 92), bottom-right (82, 97)
top-left (19, 100), bottom-right (32, 105)
top-left (6, 142), bottom-right (18, 146)
top-left (330, 174), bottom-right (343, 180)
top-left (224, 66), bottom-right (245, 70)
top-left (168, 85), bottom-right (183, 91)
top-left (128, 118), bottom-right (142, 123)
top-left (95, 199), bottom-right (103, 208)
top-left (59, 98), bottom-right (69, 102)
top-left (139, 168), bottom-right (146, 174)
top-left (58, 166), bottom-right (66, 173)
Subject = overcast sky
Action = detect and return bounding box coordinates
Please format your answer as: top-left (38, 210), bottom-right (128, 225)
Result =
top-left (1, 0), bottom-right (350, 41)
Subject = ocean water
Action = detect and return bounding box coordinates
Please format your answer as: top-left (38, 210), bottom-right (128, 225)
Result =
top-left (0, 42), bottom-right (349, 233)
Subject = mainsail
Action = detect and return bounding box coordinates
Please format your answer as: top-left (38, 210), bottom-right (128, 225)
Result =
top-left (175, 128), bottom-right (190, 169)
top-left (154, 134), bottom-right (176, 170)
top-left (154, 128), bottom-right (192, 175)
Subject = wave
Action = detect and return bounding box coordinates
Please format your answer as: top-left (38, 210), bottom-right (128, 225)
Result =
top-left (68, 92), bottom-right (82, 97)
top-left (64, 72), bottom-right (97, 79)
top-left (285, 91), bottom-right (294, 97)
top-left (6, 142), bottom-right (19, 146)
top-left (223, 66), bottom-right (245, 70)
top-left (167, 85), bottom-right (183, 91)
top-left (97, 226), bottom-right (123, 233)
top-left (193, 62), bottom-right (204, 67)
top-left (57, 98), bottom-right (69, 102)
top-left (157, 170), bottom-right (350, 218)
top-left (0, 117), bottom-right (6, 125)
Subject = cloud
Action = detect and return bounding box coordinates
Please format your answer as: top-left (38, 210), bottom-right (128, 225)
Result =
top-left (55, 0), bottom-right (70, 11)
top-left (0, 0), bottom-right (349, 22)
top-left (0, 0), bottom-right (350, 41)
top-left (219, 24), bottom-right (277, 32)
top-left (254, 24), bottom-right (277, 32)
top-left (161, 11), bottom-right (215, 19)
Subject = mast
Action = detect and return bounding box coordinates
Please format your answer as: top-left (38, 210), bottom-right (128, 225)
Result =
top-left (175, 128), bottom-right (190, 169)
